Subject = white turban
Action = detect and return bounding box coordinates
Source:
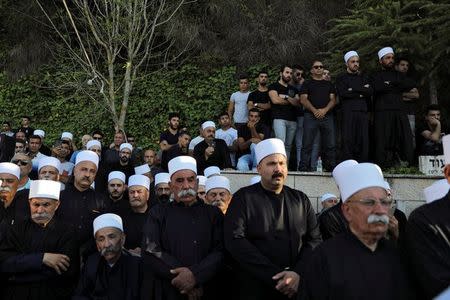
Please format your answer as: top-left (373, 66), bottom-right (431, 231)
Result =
top-left (344, 50), bottom-right (358, 63)
top-left (378, 47), bottom-right (394, 60)
top-left (255, 138), bottom-right (286, 165)
top-left (93, 213), bottom-right (123, 236)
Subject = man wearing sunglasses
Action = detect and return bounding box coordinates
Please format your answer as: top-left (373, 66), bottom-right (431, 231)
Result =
top-left (11, 153), bottom-right (32, 191)
top-left (301, 161), bottom-right (414, 299)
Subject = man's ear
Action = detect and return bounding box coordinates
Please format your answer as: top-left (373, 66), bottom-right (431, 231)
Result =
top-left (444, 165), bottom-right (450, 184)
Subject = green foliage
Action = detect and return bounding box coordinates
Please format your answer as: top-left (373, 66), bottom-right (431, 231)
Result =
top-left (0, 64), bottom-right (278, 149)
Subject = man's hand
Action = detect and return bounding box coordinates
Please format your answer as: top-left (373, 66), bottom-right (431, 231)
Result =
top-left (273, 271), bottom-right (300, 298)
top-left (429, 117), bottom-right (440, 127)
top-left (128, 247), bottom-right (141, 257)
top-left (205, 146), bottom-right (215, 158)
top-left (314, 108), bottom-right (326, 119)
top-left (170, 267), bottom-right (196, 294)
top-left (388, 215), bottom-right (399, 241)
top-left (43, 253), bottom-right (70, 275)
top-left (247, 121), bottom-right (256, 128)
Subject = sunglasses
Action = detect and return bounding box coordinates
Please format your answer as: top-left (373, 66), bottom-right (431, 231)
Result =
top-left (12, 160), bottom-right (30, 166)
top-left (313, 65), bottom-right (324, 69)
top-left (93, 136), bottom-right (103, 140)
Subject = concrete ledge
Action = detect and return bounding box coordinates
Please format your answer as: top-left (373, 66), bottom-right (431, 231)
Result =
top-left (222, 171), bottom-right (445, 217)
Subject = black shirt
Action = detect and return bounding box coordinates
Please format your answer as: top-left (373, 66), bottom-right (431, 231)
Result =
top-left (268, 82), bottom-right (297, 121)
top-left (248, 90), bottom-right (272, 125)
top-left (193, 139), bottom-right (231, 175)
top-left (237, 123), bottom-right (265, 155)
top-left (159, 129), bottom-right (179, 145)
top-left (300, 79), bottom-right (336, 111)
top-left (335, 72), bottom-right (373, 112)
top-left (122, 208), bottom-right (150, 250)
top-left (415, 120), bottom-right (448, 155)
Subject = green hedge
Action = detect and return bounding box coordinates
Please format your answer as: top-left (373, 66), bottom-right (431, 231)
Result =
top-left (0, 64), bottom-right (278, 149)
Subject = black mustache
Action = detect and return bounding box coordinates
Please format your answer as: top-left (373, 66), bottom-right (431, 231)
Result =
top-left (272, 173), bottom-right (283, 179)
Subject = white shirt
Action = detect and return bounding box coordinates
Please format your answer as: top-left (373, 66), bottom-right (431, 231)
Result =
top-left (230, 91), bottom-right (250, 123)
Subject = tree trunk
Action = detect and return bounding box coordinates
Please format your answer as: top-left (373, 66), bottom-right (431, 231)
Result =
top-left (118, 61), bottom-right (133, 132)
top-left (429, 77), bottom-right (438, 104)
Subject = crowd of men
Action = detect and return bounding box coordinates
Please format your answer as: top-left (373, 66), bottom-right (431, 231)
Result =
top-left (0, 46), bottom-right (448, 300)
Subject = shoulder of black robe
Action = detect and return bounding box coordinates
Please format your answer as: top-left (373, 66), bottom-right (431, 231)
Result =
top-left (318, 201), bottom-right (348, 240)
top-left (0, 134), bottom-right (15, 162)
top-left (0, 189), bottom-right (31, 229)
top-left (406, 192), bottom-right (450, 299)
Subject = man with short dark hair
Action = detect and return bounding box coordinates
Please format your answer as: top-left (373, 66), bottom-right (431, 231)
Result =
top-left (104, 131), bottom-right (126, 165)
top-left (247, 71), bottom-right (272, 132)
top-left (1, 121), bottom-right (14, 137)
top-left (299, 60), bottom-right (337, 171)
top-left (216, 112), bottom-right (238, 168)
top-left (161, 131), bottom-right (191, 171)
top-left (28, 134), bottom-right (46, 175)
top-left (228, 74), bottom-right (251, 131)
top-left (160, 112), bottom-right (181, 152)
top-left (17, 116), bottom-right (34, 139)
top-left (236, 108), bottom-right (265, 171)
top-left (416, 104), bottom-right (447, 155)
top-left (14, 138), bottom-right (26, 154)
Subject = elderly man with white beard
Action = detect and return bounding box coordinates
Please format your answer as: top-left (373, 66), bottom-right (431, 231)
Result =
top-left (205, 175), bottom-right (232, 214)
top-left (142, 156), bottom-right (224, 300)
top-left (300, 161), bottom-right (415, 300)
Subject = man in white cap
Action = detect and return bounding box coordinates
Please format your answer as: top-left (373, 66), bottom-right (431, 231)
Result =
top-left (335, 50), bottom-right (372, 162)
top-left (193, 121), bottom-right (231, 175)
top-left (0, 162), bottom-right (30, 226)
top-left (58, 150), bottom-right (108, 258)
top-left (122, 174), bottom-right (151, 255)
top-left (371, 46), bottom-right (416, 168)
top-left (205, 175), bottom-right (232, 214)
top-left (154, 172), bottom-right (171, 204)
top-left (301, 162), bottom-right (414, 300)
top-left (38, 156), bottom-right (61, 182)
top-left (204, 166), bottom-right (220, 178)
top-left (33, 129), bottom-right (52, 156)
top-left (160, 130), bottom-right (191, 171)
top-left (406, 134), bottom-right (450, 299)
top-left (197, 175), bottom-right (207, 201)
top-left (0, 180), bottom-right (79, 299)
top-left (224, 138), bottom-right (321, 299)
top-left (105, 142), bottom-right (135, 182)
top-left (142, 156), bottom-right (224, 299)
top-left (319, 193), bottom-right (338, 212)
top-left (106, 171), bottom-right (129, 217)
top-left (74, 213), bottom-right (142, 299)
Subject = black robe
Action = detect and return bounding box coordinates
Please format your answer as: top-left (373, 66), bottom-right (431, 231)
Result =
top-left (106, 193), bottom-right (131, 219)
top-left (299, 231), bottom-right (416, 300)
top-left (335, 72), bottom-right (372, 162)
top-left (73, 250), bottom-right (142, 300)
top-left (370, 70), bottom-right (415, 167)
top-left (224, 183), bottom-right (322, 300)
top-left (0, 189), bottom-right (30, 231)
top-left (142, 200), bottom-right (224, 300)
top-left (122, 207), bottom-right (149, 250)
top-left (406, 192), bottom-right (450, 299)
top-left (0, 218), bottom-right (79, 300)
top-left (193, 139), bottom-right (231, 175)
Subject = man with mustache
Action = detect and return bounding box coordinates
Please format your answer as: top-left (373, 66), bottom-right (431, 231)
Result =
top-left (0, 180), bottom-right (79, 299)
top-left (406, 135), bottom-right (450, 299)
top-left (154, 172), bottom-right (171, 205)
top-left (224, 138), bottom-right (321, 300)
top-left (106, 171), bottom-right (129, 217)
top-left (74, 213), bottom-right (142, 300)
top-left (300, 161), bottom-right (414, 299)
top-left (142, 156), bottom-right (224, 299)
top-left (371, 47), bottom-right (416, 168)
top-left (205, 175), bottom-right (232, 214)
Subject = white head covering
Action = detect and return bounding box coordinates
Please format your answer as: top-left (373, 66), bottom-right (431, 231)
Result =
top-left (119, 143), bottom-right (133, 152)
top-left (332, 160), bottom-right (358, 188)
top-left (75, 150), bottom-right (99, 167)
top-left (61, 132), bottom-right (73, 140)
top-left (250, 175), bottom-right (261, 185)
top-left (378, 47), bottom-right (394, 60)
top-left (334, 163), bottom-right (386, 202)
top-left (423, 179), bottom-right (450, 203)
top-left (93, 213), bottom-right (123, 236)
top-left (134, 164), bottom-right (150, 175)
top-left (206, 176), bottom-right (231, 193)
top-left (0, 162), bottom-right (20, 180)
top-left (197, 175), bottom-right (207, 186)
top-left (204, 166), bottom-right (221, 178)
top-left (128, 174), bottom-right (150, 190)
top-left (443, 134), bottom-right (450, 165)
top-left (86, 140), bottom-right (101, 150)
top-left (108, 171), bottom-right (126, 183)
top-left (155, 173), bottom-right (170, 186)
top-left (168, 156), bottom-right (197, 178)
top-left (38, 156), bottom-right (62, 174)
top-left (201, 121), bottom-right (216, 130)
top-left (33, 129), bottom-right (45, 138)
top-left (29, 180), bottom-right (60, 200)
top-left (321, 193), bottom-right (337, 202)
top-left (344, 50), bottom-right (358, 63)
top-left (255, 138), bottom-right (286, 165)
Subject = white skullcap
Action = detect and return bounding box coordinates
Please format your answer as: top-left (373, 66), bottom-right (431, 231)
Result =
top-left (155, 173), bottom-right (170, 186)
top-left (128, 174), bottom-right (150, 190)
top-left (250, 175), bottom-right (261, 185)
top-left (61, 132), bottom-right (73, 140)
top-left (443, 134), bottom-right (450, 165)
top-left (33, 129), bottom-right (45, 138)
top-left (108, 171), bottom-right (126, 183)
top-left (38, 156), bottom-right (62, 173)
top-left (204, 166), bottom-right (221, 178)
top-left (206, 176), bottom-right (231, 193)
top-left (86, 140), bottom-right (101, 150)
top-left (332, 160), bottom-right (358, 188)
top-left (119, 143), bottom-right (133, 152)
top-left (135, 164), bottom-right (151, 175)
top-left (197, 175), bottom-right (207, 186)
top-left (335, 163), bottom-right (386, 202)
top-left (378, 47), bottom-right (394, 60)
top-left (29, 180), bottom-right (60, 200)
top-left (201, 121), bottom-right (216, 130)
top-left (344, 50), bottom-right (358, 63)
top-left (93, 213), bottom-right (123, 236)
top-left (255, 138), bottom-right (286, 165)
top-left (168, 156), bottom-right (197, 178)
top-left (384, 181), bottom-right (391, 190)
top-left (0, 162), bottom-right (20, 180)
top-left (423, 179), bottom-right (450, 203)
top-left (75, 150), bottom-right (99, 167)
top-left (321, 193), bottom-right (337, 202)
